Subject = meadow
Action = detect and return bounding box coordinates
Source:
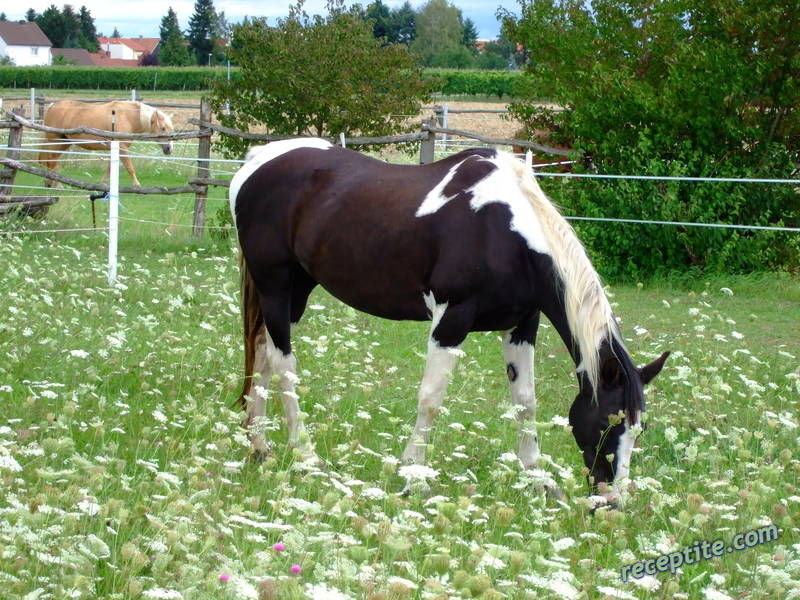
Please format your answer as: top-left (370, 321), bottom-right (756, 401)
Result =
top-left (1, 135), bottom-right (799, 600)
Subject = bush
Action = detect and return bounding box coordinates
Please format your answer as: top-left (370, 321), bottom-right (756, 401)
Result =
top-left (504, 0), bottom-right (800, 278)
top-left (430, 69), bottom-right (519, 97)
top-left (0, 66), bottom-right (235, 90)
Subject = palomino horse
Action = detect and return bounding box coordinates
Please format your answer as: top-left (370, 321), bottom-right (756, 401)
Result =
top-left (230, 139), bottom-right (669, 496)
top-left (39, 100), bottom-right (174, 187)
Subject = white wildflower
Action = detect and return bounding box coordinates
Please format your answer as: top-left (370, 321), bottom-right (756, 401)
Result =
top-left (664, 426), bottom-right (678, 443)
top-left (69, 349), bottom-right (89, 359)
top-left (360, 487), bottom-right (387, 501)
top-left (306, 583), bottom-right (352, 600)
top-left (0, 454), bottom-right (22, 472)
top-left (398, 464), bottom-right (439, 481)
top-left (552, 537), bottom-right (576, 552)
top-left (703, 587), bottom-right (734, 600)
top-left (596, 587), bottom-right (636, 599)
top-left (142, 588), bottom-right (183, 599)
top-left (76, 499), bottom-right (101, 516)
top-left (152, 409), bottom-right (168, 424)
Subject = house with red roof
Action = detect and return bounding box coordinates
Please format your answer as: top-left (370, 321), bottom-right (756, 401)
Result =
top-left (97, 37), bottom-right (159, 62)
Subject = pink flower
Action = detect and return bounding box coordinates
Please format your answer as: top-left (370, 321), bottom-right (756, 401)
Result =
top-left (273, 542), bottom-right (285, 552)
top-left (290, 564), bottom-right (301, 574)
top-left (219, 573), bottom-right (230, 583)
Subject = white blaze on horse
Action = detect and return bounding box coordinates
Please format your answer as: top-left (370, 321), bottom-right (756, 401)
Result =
top-left (39, 100), bottom-right (174, 187)
top-left (229, 139), bottom-right (669, 500)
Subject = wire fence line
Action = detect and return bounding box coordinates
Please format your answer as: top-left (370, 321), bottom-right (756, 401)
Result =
top-left (3, 104), bottom-right (799, 237)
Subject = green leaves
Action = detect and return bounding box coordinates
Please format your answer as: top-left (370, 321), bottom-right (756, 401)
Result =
top-left (505, 0), bottom-right (800, 279)
top-left (209, 1), bottom-right (433, 158)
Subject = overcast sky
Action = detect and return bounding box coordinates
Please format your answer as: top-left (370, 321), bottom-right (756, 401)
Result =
top-left (7, 1), bottom-right (521, 41)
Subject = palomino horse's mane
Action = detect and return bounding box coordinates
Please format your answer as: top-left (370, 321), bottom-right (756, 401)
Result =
top-left (137, 101), bottom-right (173, 132)
top-left (504, 152), bottom-right (624, 398)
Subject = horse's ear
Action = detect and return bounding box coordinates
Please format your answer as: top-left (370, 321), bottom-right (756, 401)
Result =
top-left (600, 357), bottom-right (621, 386)
top-left (639, 351), bottom-right (670, 385)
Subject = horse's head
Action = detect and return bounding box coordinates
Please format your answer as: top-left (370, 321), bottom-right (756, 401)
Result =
top-left (569, 345), bottom-right (669, 489)
top-left (150, 109), bottom-right (174, 155)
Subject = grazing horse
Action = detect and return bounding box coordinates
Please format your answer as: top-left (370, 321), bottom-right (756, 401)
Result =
top-left (230, 139), bottom-right (669, 495)
top-left (39, 100), bottom-right (174, 187)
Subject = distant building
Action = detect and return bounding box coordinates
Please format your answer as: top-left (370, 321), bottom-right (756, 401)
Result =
top-left (51, 47), bottom-right (95, 66)
top-left (97, 37), bottom-right (159, 62)
top-left (0, 21), bottom-right (52, 66)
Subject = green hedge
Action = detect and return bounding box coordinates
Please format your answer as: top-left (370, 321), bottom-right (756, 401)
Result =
top-left (0, 66), bottom-right (235, 91)
top-left (429, 69), bottom-right (520, 97)
top-left (0, 66), bottom-right (521, 97)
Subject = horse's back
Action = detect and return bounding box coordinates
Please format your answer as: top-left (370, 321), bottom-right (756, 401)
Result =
top-left (234, 143), bottom-right (542, 322)
top-left (44, 100), bottom-right (142, 134)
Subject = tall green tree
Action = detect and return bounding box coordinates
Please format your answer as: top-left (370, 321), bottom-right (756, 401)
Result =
top-left (25, 9), bottom-right (37, 22)
top-left (461, 16), bottom-right (478, 54)
top-left (187, 0), bottom-right (217, 65)
top-left (412, 0), bottom-right (473, 68)
top-left (78, 6), bottom-right (99, 52)
top-left (111, 26), bottom-right (121, 38)
top-left (502, 0), bottom-right (800, 277)
top-left (159, 7), bottom-right (192, 66)
top-left (209, 0), bottom-right (434, 158)
top-left (389, 1), bottom-right (415, 45)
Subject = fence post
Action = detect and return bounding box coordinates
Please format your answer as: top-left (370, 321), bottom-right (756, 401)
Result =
top-left (30, 88), bottom-right (35, 122)
top-left (0, 107), bottom-right (23, 201)
top-left (419, 119), bottom-right (436, 165)
top-left (108, 141), bottom-right (120, 286)
top-left (36, 94), bottom-right (46, 123)
top-left (193, 97), bottom-right (212, 236)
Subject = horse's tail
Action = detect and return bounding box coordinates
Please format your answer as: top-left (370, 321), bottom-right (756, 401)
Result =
top-left (239, 251), bottom-right (264, 409)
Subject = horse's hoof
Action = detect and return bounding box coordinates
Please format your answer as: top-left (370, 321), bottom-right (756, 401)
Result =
top-left (249, 449), bottom-right (269, 463)
top-left (544, 484), bottom-right (566, 502)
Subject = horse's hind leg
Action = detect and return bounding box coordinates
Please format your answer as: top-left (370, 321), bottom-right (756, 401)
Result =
top-left (39, 141), bottom-right (68, 188)
top-left (254, 267), bottom-right (315, 456)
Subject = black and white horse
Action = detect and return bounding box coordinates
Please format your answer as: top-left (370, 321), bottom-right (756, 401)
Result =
top-left (229, 138), bottom-right (669, 496)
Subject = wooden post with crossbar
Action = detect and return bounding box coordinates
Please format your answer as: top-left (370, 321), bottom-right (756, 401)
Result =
top-left (193, 97), bottom-right (212, 236)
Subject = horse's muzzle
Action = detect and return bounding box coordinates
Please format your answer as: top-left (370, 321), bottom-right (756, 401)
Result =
top-left (161, 142), bottom-right (173, 155)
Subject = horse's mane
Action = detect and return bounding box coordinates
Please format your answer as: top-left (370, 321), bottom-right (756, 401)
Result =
top-left (503, 152), bottom-right (625, 401)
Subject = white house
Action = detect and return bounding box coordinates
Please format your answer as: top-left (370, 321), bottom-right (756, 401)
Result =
top-left (0, 21), bottom-right (52, 66)
top-left (97, 37), bottom-right (137, 60)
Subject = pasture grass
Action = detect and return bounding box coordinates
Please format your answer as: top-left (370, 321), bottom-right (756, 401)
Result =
top-left (1, 208), bottom-right (798, 600)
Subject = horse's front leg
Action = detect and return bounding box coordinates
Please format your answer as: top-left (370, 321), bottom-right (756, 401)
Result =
top-left (401, 297), bottom-right (474, 490)
top-left (119, 149), bottom-right (142, 187)
top-left (503, 313), bottom-right (541, 469)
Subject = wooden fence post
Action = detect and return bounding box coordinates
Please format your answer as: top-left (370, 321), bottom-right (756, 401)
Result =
top-left (0, 108), bottom-right (23, 201)
top-left (193, 97), bottom-right (212, 236)
top-left (419, 119), bottom-right (436, 165)
top-left (36, 94), bottom-right (46, 123)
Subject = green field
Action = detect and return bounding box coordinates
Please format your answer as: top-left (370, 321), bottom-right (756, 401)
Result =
top-left (1, 149), bottom-right (799, 600)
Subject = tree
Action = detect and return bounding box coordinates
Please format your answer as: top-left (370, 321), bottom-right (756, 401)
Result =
top-left (502, 0), bottom-right (800, 277)
top-left (209, 0), bottom-right (435, 158)
top-left (78, 6), bottom-right (99, 52)
top-left (461, 16), bottom-right (478, 54)
top-left (33, 5), bottom-right (98, 51)
top-left (411, 0), bottom-right (473, 68)
top-left (25, 9), bottom-right (37, 22)
top-left (366, 1), bottom-right (391, 41)
top-left (187, 0), bottom-right (217, 65)
top-left (159, 7), bottom-right (192, 66)
top-left (389, 1), bottom-right (415, 45)
top-left (112, 26), bottom-right (121, 38)
top-left (0, 13), bottom-right (7, 21)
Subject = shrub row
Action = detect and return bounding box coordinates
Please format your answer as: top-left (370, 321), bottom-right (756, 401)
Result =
top-left (0, 66), bottom-right (233, 91)
top-left (0, 66), bottom-right (521, 97)
top-left (430, 69), bottom-right (520, 97)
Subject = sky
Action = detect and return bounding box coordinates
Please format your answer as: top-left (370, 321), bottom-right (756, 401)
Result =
top-left (6, 1), bottom-right (521, 42)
